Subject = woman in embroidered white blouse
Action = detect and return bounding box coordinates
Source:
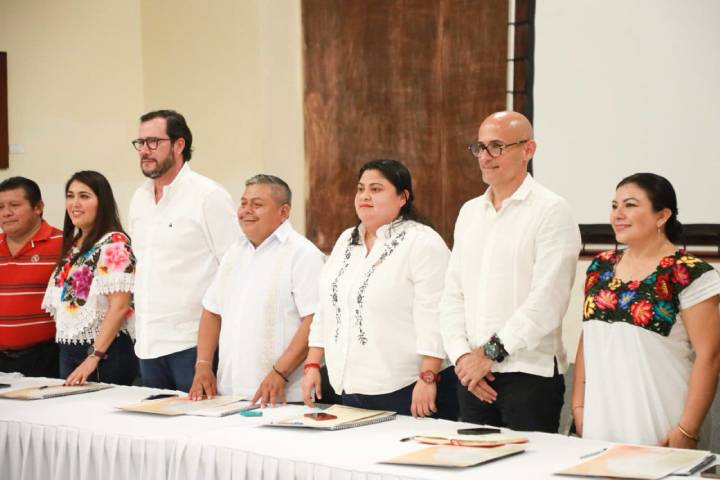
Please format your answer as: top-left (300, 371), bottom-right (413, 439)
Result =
top-left (302, 159), bottom-right (458, 419)
top-left (43, 171), bottom-right (137, 386)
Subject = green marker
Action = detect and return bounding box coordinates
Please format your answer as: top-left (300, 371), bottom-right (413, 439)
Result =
top-left (240, 410), bottom-right (263, 417)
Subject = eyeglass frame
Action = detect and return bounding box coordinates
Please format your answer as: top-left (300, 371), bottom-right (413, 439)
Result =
top-left (131, 137), bottom-right (173, 151)
top-left (467, 139), bottom-right (529, 159)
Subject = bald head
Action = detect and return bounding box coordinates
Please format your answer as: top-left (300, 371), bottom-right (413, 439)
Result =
top-left (476, 111), bottom-right (536, 197)
top-left (479, 111), bottom-right (534, 140)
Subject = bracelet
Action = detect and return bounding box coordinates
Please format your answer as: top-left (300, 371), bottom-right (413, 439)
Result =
top-left (303, 363), bottom-right (321, 371)
top-left (272, 365), bottom-right (289, 382)
top-left (677, 424), bottom-right (699, 441)
top-left (195, 359), bottom-right (212, 367)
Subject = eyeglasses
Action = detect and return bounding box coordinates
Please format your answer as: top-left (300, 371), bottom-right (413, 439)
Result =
top-left (131, 137), bottom-right (172, 151)
top-left (467, 139), bottom-right (529, 158)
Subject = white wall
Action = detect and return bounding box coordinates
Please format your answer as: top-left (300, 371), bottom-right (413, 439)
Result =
top-left (534, 1), bottom-right (720, 225)
top-left (0, 0), bottom-right (306, 231)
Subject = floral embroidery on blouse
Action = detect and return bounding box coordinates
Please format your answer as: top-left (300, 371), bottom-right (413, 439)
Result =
top-left (43, 232), bottom-right (135, 344)
top-left (332, 227), bottom-right (408, 345)
top-left (583, 249), bottom-right (713, 336)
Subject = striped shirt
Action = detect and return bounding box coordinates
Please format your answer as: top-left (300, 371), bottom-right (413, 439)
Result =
top-left (0, 220), bottom-right (63, 349)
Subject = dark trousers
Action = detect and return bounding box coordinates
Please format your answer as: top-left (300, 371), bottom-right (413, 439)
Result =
top-left (341, 366), bottom-right (459, 420)
top-left (457, 365), bottom-right (565, 433)
top-left (59, 332), bottom-right (138, 386)
top-left (0, 340), bottom-right (59, 378)
top-left (139, 346), bottom-right (197, 392)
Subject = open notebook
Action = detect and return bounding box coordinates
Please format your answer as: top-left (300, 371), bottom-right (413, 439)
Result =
top-left (0, 382), bottom-right (112, 400)
top-left (268, 404), bottom-right (396, 430)
top-left (118, 396), bottom-right (258, 417)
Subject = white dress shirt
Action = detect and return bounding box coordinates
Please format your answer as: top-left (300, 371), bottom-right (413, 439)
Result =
top-left (202, 221), bottom-right (324, 401)
top-left (309, 220), bottom-right (449, 395)
top-left (440, 174), bottom-right (581, 377)
top-left (129, 163), bottom-right (240, 359)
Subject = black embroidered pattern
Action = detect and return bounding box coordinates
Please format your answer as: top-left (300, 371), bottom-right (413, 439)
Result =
top-left (331, 229), bottom-right (408, 345)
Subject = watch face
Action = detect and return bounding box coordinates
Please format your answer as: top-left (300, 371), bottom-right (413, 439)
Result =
top-left (484, 342), bottom-right (498, 360)
top-left (420, 371), bottom-right (435, 383)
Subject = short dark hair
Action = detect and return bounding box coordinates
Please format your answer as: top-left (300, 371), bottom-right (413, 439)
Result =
top-left (350, 159), bottom-right (429, 245)
top-left (57, 171), bottom-right (126, 270)
top-left (140, 109), bottom-right (193, 161)
top-left (0, 176), bottom-right (43, 208)
top-left (617, 172), bottom-right (683, 243)
top-left (245, 174), bottom-right (292, 206)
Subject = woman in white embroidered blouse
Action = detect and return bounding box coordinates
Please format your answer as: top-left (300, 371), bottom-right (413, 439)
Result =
top-left (573, 173), bottom-right (720, 448)
top-left (43, 171), bottom-right (137, 386)
top-left (302, 159), bottom-right (458, 419)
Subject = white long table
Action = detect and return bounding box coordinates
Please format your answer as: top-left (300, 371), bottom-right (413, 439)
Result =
top-left (0, 373), bottom-right (697, 480)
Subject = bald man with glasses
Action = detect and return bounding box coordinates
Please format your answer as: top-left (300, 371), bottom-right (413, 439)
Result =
top-left (440, 111), bottom-right (581, 433)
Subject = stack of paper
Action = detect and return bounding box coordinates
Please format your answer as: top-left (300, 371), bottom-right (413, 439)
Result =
top-left (556, 444), bottom-right (714, 479)
top-left (0, 383), bottom-right (112, 400)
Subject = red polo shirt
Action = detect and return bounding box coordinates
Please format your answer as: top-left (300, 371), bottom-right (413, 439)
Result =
top-left (0, 220), bottom-right (63, 349)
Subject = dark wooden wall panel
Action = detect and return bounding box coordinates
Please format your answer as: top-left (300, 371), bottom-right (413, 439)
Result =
top-left (303, 1), bottom-right (509, 251)
top-left (0, 52), bottom-right (8, 170)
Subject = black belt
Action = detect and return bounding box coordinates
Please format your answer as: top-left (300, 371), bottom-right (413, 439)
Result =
top-left (0, 340), bottom-right (55, 359)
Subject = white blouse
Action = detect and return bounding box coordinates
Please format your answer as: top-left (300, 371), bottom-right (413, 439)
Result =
top-left (308, 219), bottom-right (449, 395)
top-left (42, 232), bottom-right (135, 344)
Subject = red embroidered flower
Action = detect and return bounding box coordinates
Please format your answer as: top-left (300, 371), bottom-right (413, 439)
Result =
top-left (630, 299), bottom-right (653, 325)
top-left (594, 289), bottom-right (617, 310)
top-left (659, 256), bottom-right (675, 268)
top-left (598, 251), bottom-right (615, 261)
top-left (111, 233), bottom-right (126, 243)
top-left (672, 264), bottom-right (690, 286)
top-left (627, 280), bottom-right (641, 290)
top-left (57, 261), bottom-right (72, 286)
top-left (585, 271), bottom-right (600, 294)
top-left (654, 273), bottom-right (673, 300)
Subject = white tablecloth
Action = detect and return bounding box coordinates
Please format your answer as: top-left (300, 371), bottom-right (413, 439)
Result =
top-left (0, 373), bottom-right (694, 480)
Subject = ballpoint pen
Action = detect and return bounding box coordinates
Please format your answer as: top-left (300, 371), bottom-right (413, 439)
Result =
top-left (687, 454), bottom-right (715, 476)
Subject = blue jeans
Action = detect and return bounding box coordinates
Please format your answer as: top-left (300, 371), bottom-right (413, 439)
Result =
top-left (340, 366), bottom-right (459, 420)
top-left (58, 332), bottom-right (138, 385)
top-left (139, 346), bottom-right (197, 392)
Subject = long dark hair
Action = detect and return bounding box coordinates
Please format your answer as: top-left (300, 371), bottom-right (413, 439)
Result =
top-left (350, 159), bottom-right (429, 245)
top-left (616, 172), bottom-right (683, 243)
top-left (56, 171), bottom-right (126, 270)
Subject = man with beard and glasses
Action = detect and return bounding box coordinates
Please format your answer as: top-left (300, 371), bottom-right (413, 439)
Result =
top-left (129, 110), bottom-right (240, 391)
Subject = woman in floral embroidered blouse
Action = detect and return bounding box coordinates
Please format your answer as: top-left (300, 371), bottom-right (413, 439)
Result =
top-left (572, 173), bottom-right (720, 448)
top-left (43, 171), bottom-right (137, 386)
top-left (302, 160), bottom-right (458, 419)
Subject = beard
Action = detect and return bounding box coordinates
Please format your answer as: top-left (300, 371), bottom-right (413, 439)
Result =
top-left (141, 151), bottom-right (177, 179)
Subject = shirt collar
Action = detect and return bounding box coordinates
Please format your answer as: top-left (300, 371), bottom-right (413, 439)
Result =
top-left (481, 173), bottom-right (535, 208)
top-left (240, 220), bottom-right (292, 249)
top-left (0, 219), bottom-right (55, 251)
top-left (141, 162), bottom-right (192, 194)
top-left (358, 217), bottom-right (407, 242)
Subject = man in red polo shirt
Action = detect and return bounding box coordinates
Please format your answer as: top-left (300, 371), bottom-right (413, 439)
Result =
top-left (0, 176), bottom-right (62, 377)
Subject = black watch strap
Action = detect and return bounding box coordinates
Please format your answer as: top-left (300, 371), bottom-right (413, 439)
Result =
top-left (484, 334), bottom-right (509, 363)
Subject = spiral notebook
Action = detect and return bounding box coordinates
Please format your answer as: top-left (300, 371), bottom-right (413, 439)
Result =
top-left (268, 404), bottom-right (396, 430)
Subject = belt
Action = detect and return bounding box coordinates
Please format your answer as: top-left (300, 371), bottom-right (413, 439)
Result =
top-left (0, 340), bottom-right (55, 359)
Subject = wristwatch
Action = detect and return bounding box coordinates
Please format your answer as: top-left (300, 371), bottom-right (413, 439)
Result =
top-left (418, 370), bottom-right (441, 384)
top-left (86, 345), bottom-right (108, 360)
top-left (483, 334), bottom-right (508, 363)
